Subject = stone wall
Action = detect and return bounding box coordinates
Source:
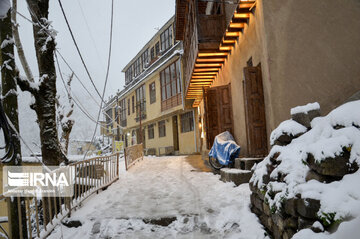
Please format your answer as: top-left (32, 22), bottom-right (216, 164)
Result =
top-left (249, 104), bottom-right (359, 239)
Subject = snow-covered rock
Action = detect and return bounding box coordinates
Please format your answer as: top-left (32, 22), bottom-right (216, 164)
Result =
top-left (250, 100), bottom-right (360, 238)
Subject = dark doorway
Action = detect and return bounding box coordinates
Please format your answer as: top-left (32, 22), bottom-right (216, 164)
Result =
top-left (243, 64), bottom-right (268, 157)
top-left (204, 84), bottom-right (234, 149)
top-left (172, 115), bottom-right (179, 151)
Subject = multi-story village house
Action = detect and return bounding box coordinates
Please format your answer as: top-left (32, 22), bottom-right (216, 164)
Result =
top-left (175, 0), bottom-right (360, 157)
top-left (104, 16), bottom-right (201, 156)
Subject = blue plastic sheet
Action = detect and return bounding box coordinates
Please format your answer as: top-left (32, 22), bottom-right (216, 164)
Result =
top-left (209, 131), bottom-right (241, 166)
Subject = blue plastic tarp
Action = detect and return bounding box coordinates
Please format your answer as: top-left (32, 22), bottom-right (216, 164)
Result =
top-left (209, 131), bottom-right (241, 166)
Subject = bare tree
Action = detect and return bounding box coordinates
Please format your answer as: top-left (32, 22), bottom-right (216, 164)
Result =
top-left (14, 0), bottom-right (68, 165)
top-left (0, 3), bottom-right (27, 238)
top-left (57, 72), bottom-right (74, 155)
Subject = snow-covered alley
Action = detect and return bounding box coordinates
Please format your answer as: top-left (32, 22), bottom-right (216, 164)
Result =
top-left (49, 156), bottom-right (266, 238)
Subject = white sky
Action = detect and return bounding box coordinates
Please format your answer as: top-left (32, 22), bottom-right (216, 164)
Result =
top-left (6, 0), bottom-right (175, 155)
top-left (17, 0), bottom-right (175, 98)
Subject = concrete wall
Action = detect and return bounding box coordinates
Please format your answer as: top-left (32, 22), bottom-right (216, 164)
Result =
top-left (262, 0), bottom-right (360, 132)
top-left (209, 0), bottom-right (267, 156)
top-left (202, 0), bottom-right (360, 156)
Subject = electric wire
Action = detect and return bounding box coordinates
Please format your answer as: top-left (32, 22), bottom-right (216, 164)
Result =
top-left (57, 0), bottom-right (103, 100)
top-left (83, 0), bottom-right (114, 159)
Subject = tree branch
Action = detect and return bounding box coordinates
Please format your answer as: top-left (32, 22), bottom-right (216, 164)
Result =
top-left (11, 0), bottom-right (34, 83)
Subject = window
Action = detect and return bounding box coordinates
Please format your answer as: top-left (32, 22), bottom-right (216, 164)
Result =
top-left (181, 112), bottom-right (194, 133)
top-left (136, 85), bottom-right (146, 121)
top-left (105, 109), bottom-right (112, 125)
top-left (125, 66), bottom-right (133, 85)
top-left (149, 82), bottom-right (156, 104)
top-left (160, 60), bottom-right (181, 100)
top-left (134, 58), bottom-right (141, 76)
top-left (141, 49), bottom-right (148, 69)
top-left (132, 96), bottom-right (135, 113)
top-left (119, 99), bottom-right (127, 127)
top-left (158, 120), bottom-right (166, 137)
top-left (148, 124), bottom-right (154, 139)
top-left (127, 99), bottom-right (130, 115)
top-left (150, 47), bottom-right (155, 60)
top-left (160, 26), bottom-right (173, 51)
top-left (155, 42), bottom-right (160, 55)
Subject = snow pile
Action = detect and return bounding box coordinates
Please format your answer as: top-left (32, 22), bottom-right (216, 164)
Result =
top-left (270, 119), bottom-right (307, 145)
top-left (49, 156), bottom-right (267, 238)
top-left (290, 102), bottom-right (320, 115)
top-left (251, 100), bottom-right (360, 238)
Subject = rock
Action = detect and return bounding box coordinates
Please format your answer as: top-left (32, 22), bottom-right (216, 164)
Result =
top-left (259, 214), bottom-right (272, 231)
top-left (272, 213), bottom-right (285, 231)
top-left (239, 158), bottom-right (263, 170)
top-left (273, 134), bottom-right (293, 146)
top-left (284, 217), bottom-right (297, 229)
top-left (296, 198), bottom-right (320, 219)
top-left (62, 219), bottom-right (82, 228)
top-left (305, 169), bottom-right (337, 183)
top-left (311, 221), bottom-right (325, 233)
top-left (307, 152), bottom-right (358, 177)
top-left (220, 168), bottom-right (252, 186)
top-left (307, 109), bottom-right (321, 122)
top-left (273, 224), bottom-right (283, 239)
top-left (249, 182), bottom-right (266, 201)
top-left (298, 217), bottom-right (315, 230)
top-left (263, 202), bottom-right (271, 216)
top-left (282, 229), bottom-right (296, 239)
top-left (292, 112), bottom-right (311, 128)
top-left (91, 221), bottom-right (101, 234)
top-left (234, 158), bottom-right (242, 169)
top-left (250, 193), bottom-right (264, 212)
top-left (291, 106), bottom-right (321, 128)
top-left (251, 204), bottom-right (262, 216)
top-left (284, 198), bottom-right (298, 217)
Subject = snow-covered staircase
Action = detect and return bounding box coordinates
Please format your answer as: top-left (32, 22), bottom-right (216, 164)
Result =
top-left (220, 158), bottom-right (263, 186)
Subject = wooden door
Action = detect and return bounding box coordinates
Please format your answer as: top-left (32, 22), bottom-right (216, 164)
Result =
top-left (204, 84), bottom-right (234, 149)
top-left (243, 65), bottom-right (268, 157)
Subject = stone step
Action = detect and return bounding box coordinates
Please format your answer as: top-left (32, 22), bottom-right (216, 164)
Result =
top-left (220, 168), bottom-right (252, 186)
top-left (235, 158), bottom-right (263, 170)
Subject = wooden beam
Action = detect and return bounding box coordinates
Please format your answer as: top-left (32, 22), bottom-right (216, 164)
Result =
top-left (193, 68), bottom-right (219, 72)
top-left (196, 58), bottom-right (225, 63)
top-left (192, 72), bottom-right (217, 76)
top-left (198, 52), bottom-right (228, 57)
top-left (233, 13), bottom-right (251, 19)
top-left (195, 63), bottom-right (222, 68)
top-left (191, 75), bottom-right (215, 79)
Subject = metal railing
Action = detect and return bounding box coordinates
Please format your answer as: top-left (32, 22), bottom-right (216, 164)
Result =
top-left (124, 144), bottom-right (144, 170)
top-left (1, 153), bottom-right (120, 239)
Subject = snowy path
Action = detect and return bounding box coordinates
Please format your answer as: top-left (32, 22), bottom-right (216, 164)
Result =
top-left (49, 156), bottom-right (266, 239)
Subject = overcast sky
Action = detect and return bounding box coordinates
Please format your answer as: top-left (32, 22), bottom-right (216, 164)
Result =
top-left (8, 0), bottom-right (175, 155)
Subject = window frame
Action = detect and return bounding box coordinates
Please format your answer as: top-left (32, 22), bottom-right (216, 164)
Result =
top-left (181, 111), bottom-right (194, 133)
top-left (158, 120), bottom-right (166, 137)
top-left (160, 60), bottom-right (181, 101)
top-left (148, 124), bottom-right (155, 139)
top-left (149, 82), bottom-right (156, 104)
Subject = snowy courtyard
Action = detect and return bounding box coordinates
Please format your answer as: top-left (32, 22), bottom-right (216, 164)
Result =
top-left (49, 156), bottom-right (266, 238)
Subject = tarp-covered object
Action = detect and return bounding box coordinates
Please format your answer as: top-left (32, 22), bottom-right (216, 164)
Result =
top-left (209, 131), bottom-right (241, 165)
